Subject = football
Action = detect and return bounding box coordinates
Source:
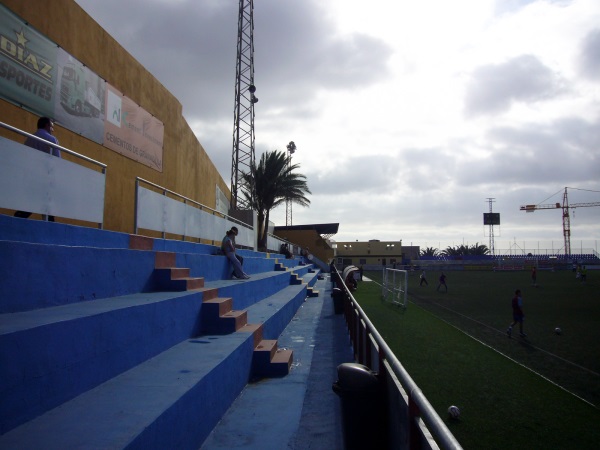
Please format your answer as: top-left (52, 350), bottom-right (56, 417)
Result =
top-left (448, 405), bottom-right (460, 419)
top-left (555, 327), bottom-right (562, 335)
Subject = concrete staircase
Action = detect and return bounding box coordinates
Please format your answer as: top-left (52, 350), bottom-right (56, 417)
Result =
top-left (0, 215), bottom-right (320, 449)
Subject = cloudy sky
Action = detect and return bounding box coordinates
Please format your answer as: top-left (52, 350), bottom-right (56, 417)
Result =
top-left (74, 0), bottom-right (600, 252)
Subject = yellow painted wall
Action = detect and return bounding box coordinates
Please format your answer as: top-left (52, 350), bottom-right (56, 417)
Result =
top-left (0, 0), bottom-right (230, 234)
top-left (336, 240), bottom-right (404, 266)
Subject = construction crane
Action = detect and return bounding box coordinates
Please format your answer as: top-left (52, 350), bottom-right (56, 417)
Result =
top-left (520, 187), bottom-right (600, 256)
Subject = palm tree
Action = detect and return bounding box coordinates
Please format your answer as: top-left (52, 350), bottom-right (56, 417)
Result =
top-left (441, 243), bottom-right (490, 256)
top-left (240, 150), bottom-right (311, 249)
top-left (420, 247), bottom-right (439, 257)
top-left (469, 243), bottom-right (490, 255)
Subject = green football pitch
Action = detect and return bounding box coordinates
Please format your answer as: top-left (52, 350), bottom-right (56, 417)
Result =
top-left (355, 269), bottom-right (600, 450)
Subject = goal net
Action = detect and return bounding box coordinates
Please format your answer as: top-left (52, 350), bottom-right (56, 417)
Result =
top-left (382, 268), bottom-right (408, 308)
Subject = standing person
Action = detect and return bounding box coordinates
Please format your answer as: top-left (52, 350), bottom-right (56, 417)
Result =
top-left (507, 289), bottom-right (526, 338)
top-left (437, 272), bottom-right (447, 292)
top-left (221, 228), bottom-right (249, 279)
top-left (14, 117), bottom-right (61, 221)
top-left (419, 270), bottom-right (428, 287)
top-left (581, 265), bottom-right (587, 283)
top-left (531, 266), bottom-right (537, 287)
top-left (329, 259), bottom-right (337, 289)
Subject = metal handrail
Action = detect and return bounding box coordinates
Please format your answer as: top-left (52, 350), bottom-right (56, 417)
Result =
top-left (135, 177), bottom-right (228, 217)
top-left (334, 267), bottom-right (462, 449)
top-left (0, 121), bottom-right (107, 172)
top-left (266, 231), bottom-right (297, 254)
top-left (134, 177), bottom-right (253, 244)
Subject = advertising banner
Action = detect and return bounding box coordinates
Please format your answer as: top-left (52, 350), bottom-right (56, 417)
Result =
top-left (54, 48), bottom-right (105, 144)
top-left (0, 4), bottom-right (57, 118)
top-left (105, 85), bottom-right (164, 172)
top-left (0, 4), bottom-right (164, 172)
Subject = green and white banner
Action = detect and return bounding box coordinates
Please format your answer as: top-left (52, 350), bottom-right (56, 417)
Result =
top-left (0, 5), bottom-right (57, 118)
top-left (0, 4), bottom-right (164, 172)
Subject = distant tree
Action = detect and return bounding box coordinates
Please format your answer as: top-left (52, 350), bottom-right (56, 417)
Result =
top-left (441, 246), bottom-right (462, 257)
top-left (469, 243), bottom-right (490, 255)
top-left (420, 247), bottom-right (439, 257)
top-left (240, 150), bottom-right (311, 249)
top-left (441, 243), bottom-right (490, 256)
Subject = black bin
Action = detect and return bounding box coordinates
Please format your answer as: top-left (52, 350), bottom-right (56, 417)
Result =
top-left (331, 287), bottom-right (344, 314)
top-left (332, 363), bottom-right (387, 449)
top-left (330, 270), bottom-right (339, 289)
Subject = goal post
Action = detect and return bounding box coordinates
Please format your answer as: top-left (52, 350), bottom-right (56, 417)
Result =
top-left (382, 267), bottom-right (408, 308)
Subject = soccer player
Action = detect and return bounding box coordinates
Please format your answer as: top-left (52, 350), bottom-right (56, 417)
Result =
top-left (507, 289), bottom-right (526, 338)
top-left (581, 266), bottom-right (587, 283)
top-left (419, 270), bottom-right (428, 287)
top-left (437, 272), bottom-right (447, 292)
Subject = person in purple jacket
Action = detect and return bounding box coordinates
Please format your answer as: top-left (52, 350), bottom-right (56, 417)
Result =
top-left (14, 117), bottom-right (61, 221)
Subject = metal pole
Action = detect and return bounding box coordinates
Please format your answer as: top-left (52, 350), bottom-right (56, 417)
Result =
top-left (285, 141), bottom-right (296, 226)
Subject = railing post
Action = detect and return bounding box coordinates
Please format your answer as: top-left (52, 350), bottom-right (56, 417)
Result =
top-left (358, 318), bottom-right (364, 364)
top-left (161, 189), bottom-right (167, 239)
top-left (365, 330), bottom-right (372, 369)
top-left (408, 391), bottom-right (422, 450)
top-left (182, 198), bottom-right (187, 241)
top-left (134, 178), bottom-right (139, 235)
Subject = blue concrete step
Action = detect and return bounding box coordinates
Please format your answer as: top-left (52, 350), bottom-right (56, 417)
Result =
top-left (154, 251), bottom-right (205, 291)
top-left (0, 332), bottom-right (257, 450)
top-left (0, 242), bottom-right (304, 314)
top-left (0, 267), bottom-right (320, 433)
top-left (0, 281), bottom-right (315, 449)
top-left (0, 290), bottom-right (208, 434)
top-left (201, 295), bottom-right (248, 335)
top-left (200, 277), bottom-right (354, 449)
top-left (0, 216), bottom-right (323, 448)
top-left (252, 340), bottom-right (293, 378)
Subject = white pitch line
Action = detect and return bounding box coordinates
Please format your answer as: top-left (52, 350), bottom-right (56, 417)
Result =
top-left (368, 279), bottom-right (598, 409)
top-left (420, 303), bottom-right (597, 409)
top-left (429, 300), bottom-right (599, 378)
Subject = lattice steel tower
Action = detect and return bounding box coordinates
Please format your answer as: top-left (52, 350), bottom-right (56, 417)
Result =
top-left (230, 0), bottom-right (257, 210)
top-left (486, 198), bottom-right (496, 256)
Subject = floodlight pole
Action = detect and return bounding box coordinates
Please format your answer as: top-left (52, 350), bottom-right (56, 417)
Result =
top-left (230, 0), bottom-right (257, 210)
top-left (285, 141), bottom-right (296, 226)
top-left (487, 198), bottom-right (496, 256)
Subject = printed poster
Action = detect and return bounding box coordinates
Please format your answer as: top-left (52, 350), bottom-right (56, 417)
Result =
top-left (105, 85), bottom-right (164, 172)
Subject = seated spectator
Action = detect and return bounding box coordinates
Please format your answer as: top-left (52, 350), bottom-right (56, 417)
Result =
top-left (221, 228), bottom-right (249, 280)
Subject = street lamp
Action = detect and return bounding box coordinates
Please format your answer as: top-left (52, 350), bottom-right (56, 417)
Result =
top-left (285, 141), bottom-right (296, 226)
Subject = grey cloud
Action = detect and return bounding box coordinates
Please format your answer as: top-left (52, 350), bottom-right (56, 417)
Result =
top-left (460, 116), bottom-right (600, 185)
top-left (254, 1), bottom-right (393, 110)
top-left (493, 0), bottom-right (572, 15)
top-left (75, 0), bottom-right (238, 120)
top-left (578, 28), bottom-right (600, 81)
top-left (493, 0), bottom-right (537, 15)
top-left (308, 154), bottom-right (402, 195)
top-left (76, 0), bottom-right (392, 124)
top-left (464, 55), bottom-right (567, 117)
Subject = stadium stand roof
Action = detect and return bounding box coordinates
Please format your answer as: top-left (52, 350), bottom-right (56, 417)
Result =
top-left (274, 223), bottom-right (339, 239)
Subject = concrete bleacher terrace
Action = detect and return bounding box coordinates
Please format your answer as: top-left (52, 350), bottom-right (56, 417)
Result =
top-left (0, 215), bottom-right (352, 449)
